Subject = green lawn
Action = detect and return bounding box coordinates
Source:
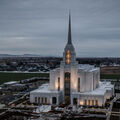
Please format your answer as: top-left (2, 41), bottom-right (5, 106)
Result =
top-left (0, 72), bottom-right (49, 85)
top-left (0, 72), bottom-right (120, 85)
top-left (100, 74), bottom-right (120, 79)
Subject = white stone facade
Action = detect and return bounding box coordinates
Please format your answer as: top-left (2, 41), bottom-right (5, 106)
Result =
top-left (30, 14), bottom-right (114, 106)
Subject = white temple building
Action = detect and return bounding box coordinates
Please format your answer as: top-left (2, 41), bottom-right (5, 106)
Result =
top-left (30, 14), bottom-right (114, 107)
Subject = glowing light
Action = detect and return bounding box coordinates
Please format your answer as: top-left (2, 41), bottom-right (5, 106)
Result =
top-left (80, 100), bottom-right (84, 105)
top-left (66, 59), bottom-right (70, 64)
top-left (66, 50), bottom-right (71, 64)
top-left (55, 82), bottom-right (58, 90)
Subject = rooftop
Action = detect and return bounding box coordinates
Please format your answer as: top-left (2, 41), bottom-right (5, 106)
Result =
top-left (78, 64), bottom-right (99, 72)
top-left (31, 83), bottom-right (61, 94)
top-left (73, 81), bottom-right (114, 95)
top-left (3, 81), bottom-right (18, 85)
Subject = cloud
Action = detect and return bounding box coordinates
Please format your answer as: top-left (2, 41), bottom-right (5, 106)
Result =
top-left (0, 0), bottom-right (120, 57)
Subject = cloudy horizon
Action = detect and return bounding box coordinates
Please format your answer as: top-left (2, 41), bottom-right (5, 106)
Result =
top-left (0, 0), bottom-right (120, 57)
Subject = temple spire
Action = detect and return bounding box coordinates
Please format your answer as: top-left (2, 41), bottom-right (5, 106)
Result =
top-left (67, 12), bottom-right (72, 44)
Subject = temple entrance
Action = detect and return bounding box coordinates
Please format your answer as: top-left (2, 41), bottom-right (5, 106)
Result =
top-left (73, 98), bottom-right (77, 105)
top-left (64, 72), bottom-right (71, 105)
top-left (52, 97), bottom-right (57, 104)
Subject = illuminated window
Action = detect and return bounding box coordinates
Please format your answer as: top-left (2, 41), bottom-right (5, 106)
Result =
top-left (78, 78), bottom-right (80, 92)
top-left (65, 72), bottom-right (70, 96)
top-left (66, 50), bottom-right (71, 64)
top-left (64, 72), bottom-right (71, 104)
top-left (65, 88), bottom-right (70, 95)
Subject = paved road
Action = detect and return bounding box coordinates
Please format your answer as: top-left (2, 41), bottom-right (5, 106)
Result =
top-left (106, 97), bottom-right (117, 120)
top-left (83, 108), bottom-right (107, 113)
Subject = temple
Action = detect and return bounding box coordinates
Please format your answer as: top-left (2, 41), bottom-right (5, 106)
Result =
top-left (30, 14), bottom-right (114, 106)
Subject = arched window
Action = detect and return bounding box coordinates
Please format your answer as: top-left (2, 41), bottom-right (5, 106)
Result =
top-left (58, 77), bottom-right (60, 91)
top-left (78, 77), bottom-right (80, 92)
top-left (52, 97), bottom-right (57, 104)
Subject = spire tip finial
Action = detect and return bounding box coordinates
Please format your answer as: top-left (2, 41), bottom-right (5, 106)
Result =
top-left (67, 11), bottom-right (72, 45)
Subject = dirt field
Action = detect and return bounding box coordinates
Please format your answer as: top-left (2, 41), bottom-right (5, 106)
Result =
top-left (100, 66), bottom-right (120, 79)
top-left (100, 66), bottom-right (120, 75)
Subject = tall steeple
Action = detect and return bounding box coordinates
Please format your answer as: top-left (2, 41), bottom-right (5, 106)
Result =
top-left (61, 12), bottom-right (77, 66)
top-left (67, 12), bottom-right (72, 45)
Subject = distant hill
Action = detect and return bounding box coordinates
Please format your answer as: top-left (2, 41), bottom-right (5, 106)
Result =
top-left (0, 54), bottom-right (42, 57)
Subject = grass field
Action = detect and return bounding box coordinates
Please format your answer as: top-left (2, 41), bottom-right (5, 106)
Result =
top-left (100, 74), bottom-right (120, 79)
top-left (0, 72), bottom-right (120, 85)
top-left (0, 72), bottom-right (49, 85)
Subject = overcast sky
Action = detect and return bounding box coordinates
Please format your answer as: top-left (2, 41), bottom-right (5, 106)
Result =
top-left (0, 0), bottom-right (120, 57)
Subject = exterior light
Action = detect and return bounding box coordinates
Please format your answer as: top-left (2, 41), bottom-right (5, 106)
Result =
top-left (80, 100), bottom-right (84, 105)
